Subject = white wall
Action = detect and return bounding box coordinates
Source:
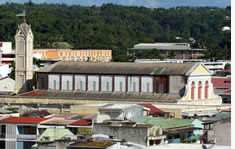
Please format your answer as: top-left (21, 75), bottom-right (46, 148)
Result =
top-left (141, 76), bottom-right (153, 93)
top-left (0, 77), bottom-right (15, 92)
top-left (75, 74), bottom-right (86, 91)
top-left (128, 76), bottom-right (139, 93)
top-left (88, 75), bottom-right (99, 92)
top-left (101, 75), bottom-right (113, 92)
top-left (0, 42), bottom-right (12, 54)
top-left (48, 74), bottom-right (60, 90)
top-left (114, 75), bottom-right (126, 92)
top-left (0, 64), bottom-right (10, 79)
top-left (61, 74), bottom-right (73, 91)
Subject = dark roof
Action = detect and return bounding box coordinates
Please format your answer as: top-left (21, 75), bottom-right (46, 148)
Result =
top-left (138, 104), bottom-right (166, 114)
top-left (18, 90), bottom-right (180, 102)
top-left (0, 117), bottom-right (48, 124)
top-left (37, 61), bottom-right (195, 75)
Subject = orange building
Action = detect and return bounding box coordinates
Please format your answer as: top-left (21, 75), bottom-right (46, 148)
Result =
top-left (33, 49), bottom-right (112, 62)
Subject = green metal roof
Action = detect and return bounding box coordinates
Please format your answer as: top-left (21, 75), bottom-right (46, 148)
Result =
top-left (38, 128), bottom-right (74, 142)
top-left (133, 117), bottom-right (193, 130)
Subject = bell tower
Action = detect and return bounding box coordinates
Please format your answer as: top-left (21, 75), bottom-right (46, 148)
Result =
top-left (15, 21), bottom-right (34, 93)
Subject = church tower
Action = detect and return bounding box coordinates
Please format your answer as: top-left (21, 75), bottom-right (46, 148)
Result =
top-left (15, 22), bottom-right (34, 93)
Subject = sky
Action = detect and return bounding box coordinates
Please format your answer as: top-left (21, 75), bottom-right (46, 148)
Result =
top-left (0, 0), bottom-right (231, 8)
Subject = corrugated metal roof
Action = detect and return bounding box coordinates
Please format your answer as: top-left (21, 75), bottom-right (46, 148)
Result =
top-left (0, 117), bottom-right (48, 124)
top-left (40, 118), bottom-right (76, 125)
top-left (37, 128), bottom-right (74, 142)
top-left (132, 43), bottom-right (191, 50)
top-left (138, 104), bottom-right (166, 114)
top-left (211, 77), bottom-right (231, 88)
top-left (133, 117), bottom-right (193, 129)
top-left (69, 120), bottom-right (92, 126)
top-left (70, 142), bottom-right (115, 148)
top-left (37, 61), bottom-right (195, 75)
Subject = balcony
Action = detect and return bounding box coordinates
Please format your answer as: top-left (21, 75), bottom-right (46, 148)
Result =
top-left (17, 134), bottom-right (37, 140)
top-left (0, 133), bottom-right (5, 138)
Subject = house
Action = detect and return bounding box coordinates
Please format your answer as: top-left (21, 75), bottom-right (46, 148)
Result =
top-left (67, 119), bottom-right (93, 135)
top-left (0, 117), bottom-right (48, 149)
top-left (139, 104), bottom-right (169, 117)
top-left (202, 61), bottom-right (230, 74)
top-left (12, 49), bottom-right (112, 62)
top-left (32, 128), bottom-right (74, 149)
top-left (93, 120), bottom-right (166, 146)
top-left (211, 76), bottom-right (231, 104)
top-left (33, 61), bottom-right (221, 105)
top-left (133, 117), bottom-right (199, 143)
top-left (67, 141), bottom-right (117, 149)
top-left (127, 43), bottom-right (205, 59)
top-left (97, 104), bottom-right (145, 122)
top-left (202, 112), bottom-right (231, 146)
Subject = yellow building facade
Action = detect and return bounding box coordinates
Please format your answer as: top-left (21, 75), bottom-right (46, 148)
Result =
top-left (33, 49), bottom-right (112, 62)
top-left (178, 64), bottom-right (222, 105)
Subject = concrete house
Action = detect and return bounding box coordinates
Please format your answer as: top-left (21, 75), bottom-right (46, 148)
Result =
top-left (97, 104), bottom-right (145, 122)
top-left (34, 61), bottom-right (221, 105)
top-left (93, 120), bottom-right (166, 147)
top-left (133, 117), bottom-right (198, 143)
top-left (202, 112), bottom-right (231, 146)
top-left (127, 43), bottom-right (205, 59)
top-left (0, 117), bottom-right (48, 149)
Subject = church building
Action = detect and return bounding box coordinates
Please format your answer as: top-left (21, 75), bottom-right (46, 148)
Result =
top-left (35, 61), bottom-right (222, 105)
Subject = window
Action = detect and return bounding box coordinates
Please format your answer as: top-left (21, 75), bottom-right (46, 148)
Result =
top-left (198, 81), bottom-right (202, 99)
top-left (191, 82), bottom-right (195, 100)
top-left (66, 80), bottom-right (70, 90)
top-left (147, 82), bottom-right (150, 93)
top-left (205, 81), bottom-right (209, 99)
top-left (77, 56), bottom-right (80, 61)
top-left (93, 81), bottom-right (96, 91)
top-left (53, 80), bottom-right (56, 90)
top-left (133, 82), bottom-right (136, 92)
top-left (72, 56), bottom-right (74, 61)
top-left (106, 82), bottom-right (109, 91)
top-left (80, 80), bottom-right (83, 91)
top-left (120, 82), bottom-right (123, 92)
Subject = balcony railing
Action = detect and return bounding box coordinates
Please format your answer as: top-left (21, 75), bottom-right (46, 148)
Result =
top-left (17, 134), bottom-right (37, 140)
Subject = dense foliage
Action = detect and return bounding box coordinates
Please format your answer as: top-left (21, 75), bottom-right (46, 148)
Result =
top-left (0, 2), bottom-right (231, 61)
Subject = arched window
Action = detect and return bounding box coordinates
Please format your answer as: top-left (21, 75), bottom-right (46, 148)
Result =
top-left (205, 81), bottom-right (209, 99)
top-left (191, 82), bottom-right (195, 100)
top-left (198, 81), bottom-right (202, 99)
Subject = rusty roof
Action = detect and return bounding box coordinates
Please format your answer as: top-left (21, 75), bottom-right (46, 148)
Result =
top-left (37, 61), bottom-right (195, 75)
top-left (17, 90), bottom-right (180, 102)
top-left (40, 118), bottom-right (76, 125)
top-left (69, 141), bottom-right (115, 148)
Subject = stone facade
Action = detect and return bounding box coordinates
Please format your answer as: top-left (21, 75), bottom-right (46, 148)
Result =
top-left (15, 22), bottom-right (33, 93)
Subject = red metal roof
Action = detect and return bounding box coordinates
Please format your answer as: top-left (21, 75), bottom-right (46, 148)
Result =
top-left (69, 120), bottom-right (92, 126)
top-left (19, 90), bottom-right (46, 96)
top-left (0, 117), bottom-right (49, 124)
top-left (139, 104), bottom-right (166, 114)
top-left (223, 89), bottom-right (231, 94)
top-left (211, 77), bottom-right (231, 88)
